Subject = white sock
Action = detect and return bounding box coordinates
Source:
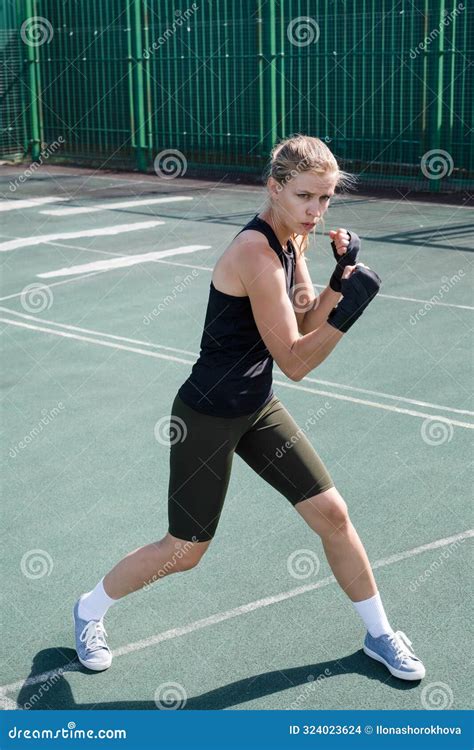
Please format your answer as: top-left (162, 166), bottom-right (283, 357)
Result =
top-left (78, 578), bottom-right (117, 621)
top-left (352, 591), bottom-right (394, 638)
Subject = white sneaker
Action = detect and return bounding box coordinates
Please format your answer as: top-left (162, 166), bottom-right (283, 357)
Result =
top-left (363, 630), bottom-right (425, 680)
top-left (73, 598), bottom-right (112, 671)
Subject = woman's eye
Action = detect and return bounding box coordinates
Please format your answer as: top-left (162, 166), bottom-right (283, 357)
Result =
top-left (297, 193), bottom-right (331, 200)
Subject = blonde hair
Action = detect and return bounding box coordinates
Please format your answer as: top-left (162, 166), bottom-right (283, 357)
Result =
top-left (263, 134), bottom-right (356, 257)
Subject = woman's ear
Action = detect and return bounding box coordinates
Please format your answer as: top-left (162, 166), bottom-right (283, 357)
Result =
top-left (267, 176), bottom-right (281, 200)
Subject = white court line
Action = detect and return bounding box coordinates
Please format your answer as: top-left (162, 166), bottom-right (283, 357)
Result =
top-left (358, 292), bottom-right (474, 312)
top-left (0, 197), bottom-right (70, 212)
top-left (1, 306), bottom-right (472, 418)
top-left (0, 307), bottom-right (195, 356)
top-left (36, 245), bottom-right (211, 278)
top-left (0, 695), bottom-right (18, 709)
top-left (40, 195), bottom-right (194, 216)
top-left (0, 318), bottom-right (193, 365)
top-left (272, 380), bottom-right (474, 428)
top-left (150, 260), bottom-right (474, 312)
top-left (0, 272), bottom-right (105, 302)
top-left (1, 315), bottom-right (473, 428)
top-left (313, 284), bottom-right (474, 312)
top-left (0, 229), bottom-right (471, 308)
top-left (0, 529), bottom-right (471, 699)
top-left (0, 221), bottom-right (165, 253)
top-left (299, 375), bottom-right (474, 417)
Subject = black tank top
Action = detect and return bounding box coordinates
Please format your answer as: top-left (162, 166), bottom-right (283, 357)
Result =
top-left (177, 214), bottom-right (296, 417)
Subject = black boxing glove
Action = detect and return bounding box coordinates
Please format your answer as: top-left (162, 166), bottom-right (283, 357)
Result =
top-left (327, 265), bottom-right (381, 333)
top-left (329, 230), bottom-right (361, 293)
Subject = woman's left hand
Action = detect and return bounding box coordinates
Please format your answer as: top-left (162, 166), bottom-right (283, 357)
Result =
top-left (328, 230), bottom-right (362, 293)
top-left (329, 228), bottom-right (351, 257)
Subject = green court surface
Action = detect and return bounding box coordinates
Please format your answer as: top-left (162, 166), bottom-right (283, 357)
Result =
top-left (0, 166), bottom-right (472, 711)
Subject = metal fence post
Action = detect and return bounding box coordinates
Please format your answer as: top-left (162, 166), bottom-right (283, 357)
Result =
top-left (425, 0), bottom-right (447, 192)
top-left (23, 0), bottom-right (42, 160)
top-left (258, 0), bottom-right (278, 159)
top-left (131, 0), bottom-right (148, 172)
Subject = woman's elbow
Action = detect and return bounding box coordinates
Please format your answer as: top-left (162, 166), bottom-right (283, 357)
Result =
top-left (287, 361), bottom-right (309, 382)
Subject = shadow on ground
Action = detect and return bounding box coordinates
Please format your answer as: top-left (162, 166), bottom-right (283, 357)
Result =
top-left (13, 646), bottom-right (420, 710)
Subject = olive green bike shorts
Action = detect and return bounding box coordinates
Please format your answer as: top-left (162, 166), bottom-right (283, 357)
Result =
top-left (167, 393), bottom-right (334, 542)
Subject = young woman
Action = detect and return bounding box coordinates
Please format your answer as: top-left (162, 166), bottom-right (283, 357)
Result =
top-left (74, 135), bottom-right (425, 682)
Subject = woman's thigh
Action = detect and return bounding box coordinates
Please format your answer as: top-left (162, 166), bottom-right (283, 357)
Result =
top-left (235, 397), bottom-right (334, 504)
top-left (167, 394), bottom-right (240, 542)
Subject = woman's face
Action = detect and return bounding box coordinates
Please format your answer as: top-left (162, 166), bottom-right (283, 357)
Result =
top-left (269, 172), bottom-right (337, 235)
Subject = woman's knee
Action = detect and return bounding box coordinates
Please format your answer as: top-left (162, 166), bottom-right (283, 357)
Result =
top-left (295, 487), bottom-right (350, 536)
top-left (162, 532), bottom-right (212, 571)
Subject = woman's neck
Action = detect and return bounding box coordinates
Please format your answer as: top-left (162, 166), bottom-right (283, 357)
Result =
top-left (257, 209), bottom-right (291, 249)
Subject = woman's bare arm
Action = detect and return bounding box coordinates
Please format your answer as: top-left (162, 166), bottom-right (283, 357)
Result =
top-left (289, 322), bottom-right (343, 381)
top-left (291, 242), bottom-right (342, 335)
top-left (237, 238), bottom-right (344, 381)
top-left (300, 285), bottom-right (342, 335)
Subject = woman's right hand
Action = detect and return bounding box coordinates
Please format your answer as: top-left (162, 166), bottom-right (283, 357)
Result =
top-left (327, 264), bottom-right (382, 333)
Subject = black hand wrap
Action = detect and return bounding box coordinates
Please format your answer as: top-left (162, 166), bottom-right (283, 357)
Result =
top-left (329, 231), bottom-right (361, 293)
top-left (327, 266), bottom-right (381, 333)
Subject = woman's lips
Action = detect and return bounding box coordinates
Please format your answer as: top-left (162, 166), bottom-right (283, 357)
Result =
top-left (301, 223), bottom-right (315, 230)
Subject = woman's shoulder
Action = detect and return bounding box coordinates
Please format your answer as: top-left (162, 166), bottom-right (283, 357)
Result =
top-left (231, 230), bottom-right (283, 274)
top-left (212, 231), bottom-right (277, 297)
top-left (230, 228), bottom-right (278, 260)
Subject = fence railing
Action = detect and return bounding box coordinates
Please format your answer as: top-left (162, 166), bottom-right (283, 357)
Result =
top-left (3, 0), bottom-right (473, 192)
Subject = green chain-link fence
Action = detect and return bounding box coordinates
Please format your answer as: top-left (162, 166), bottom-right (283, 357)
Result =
top-left (1, 0), bottom-right (29, 160)
top-left (3, 0), bottom-right (473, 191)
